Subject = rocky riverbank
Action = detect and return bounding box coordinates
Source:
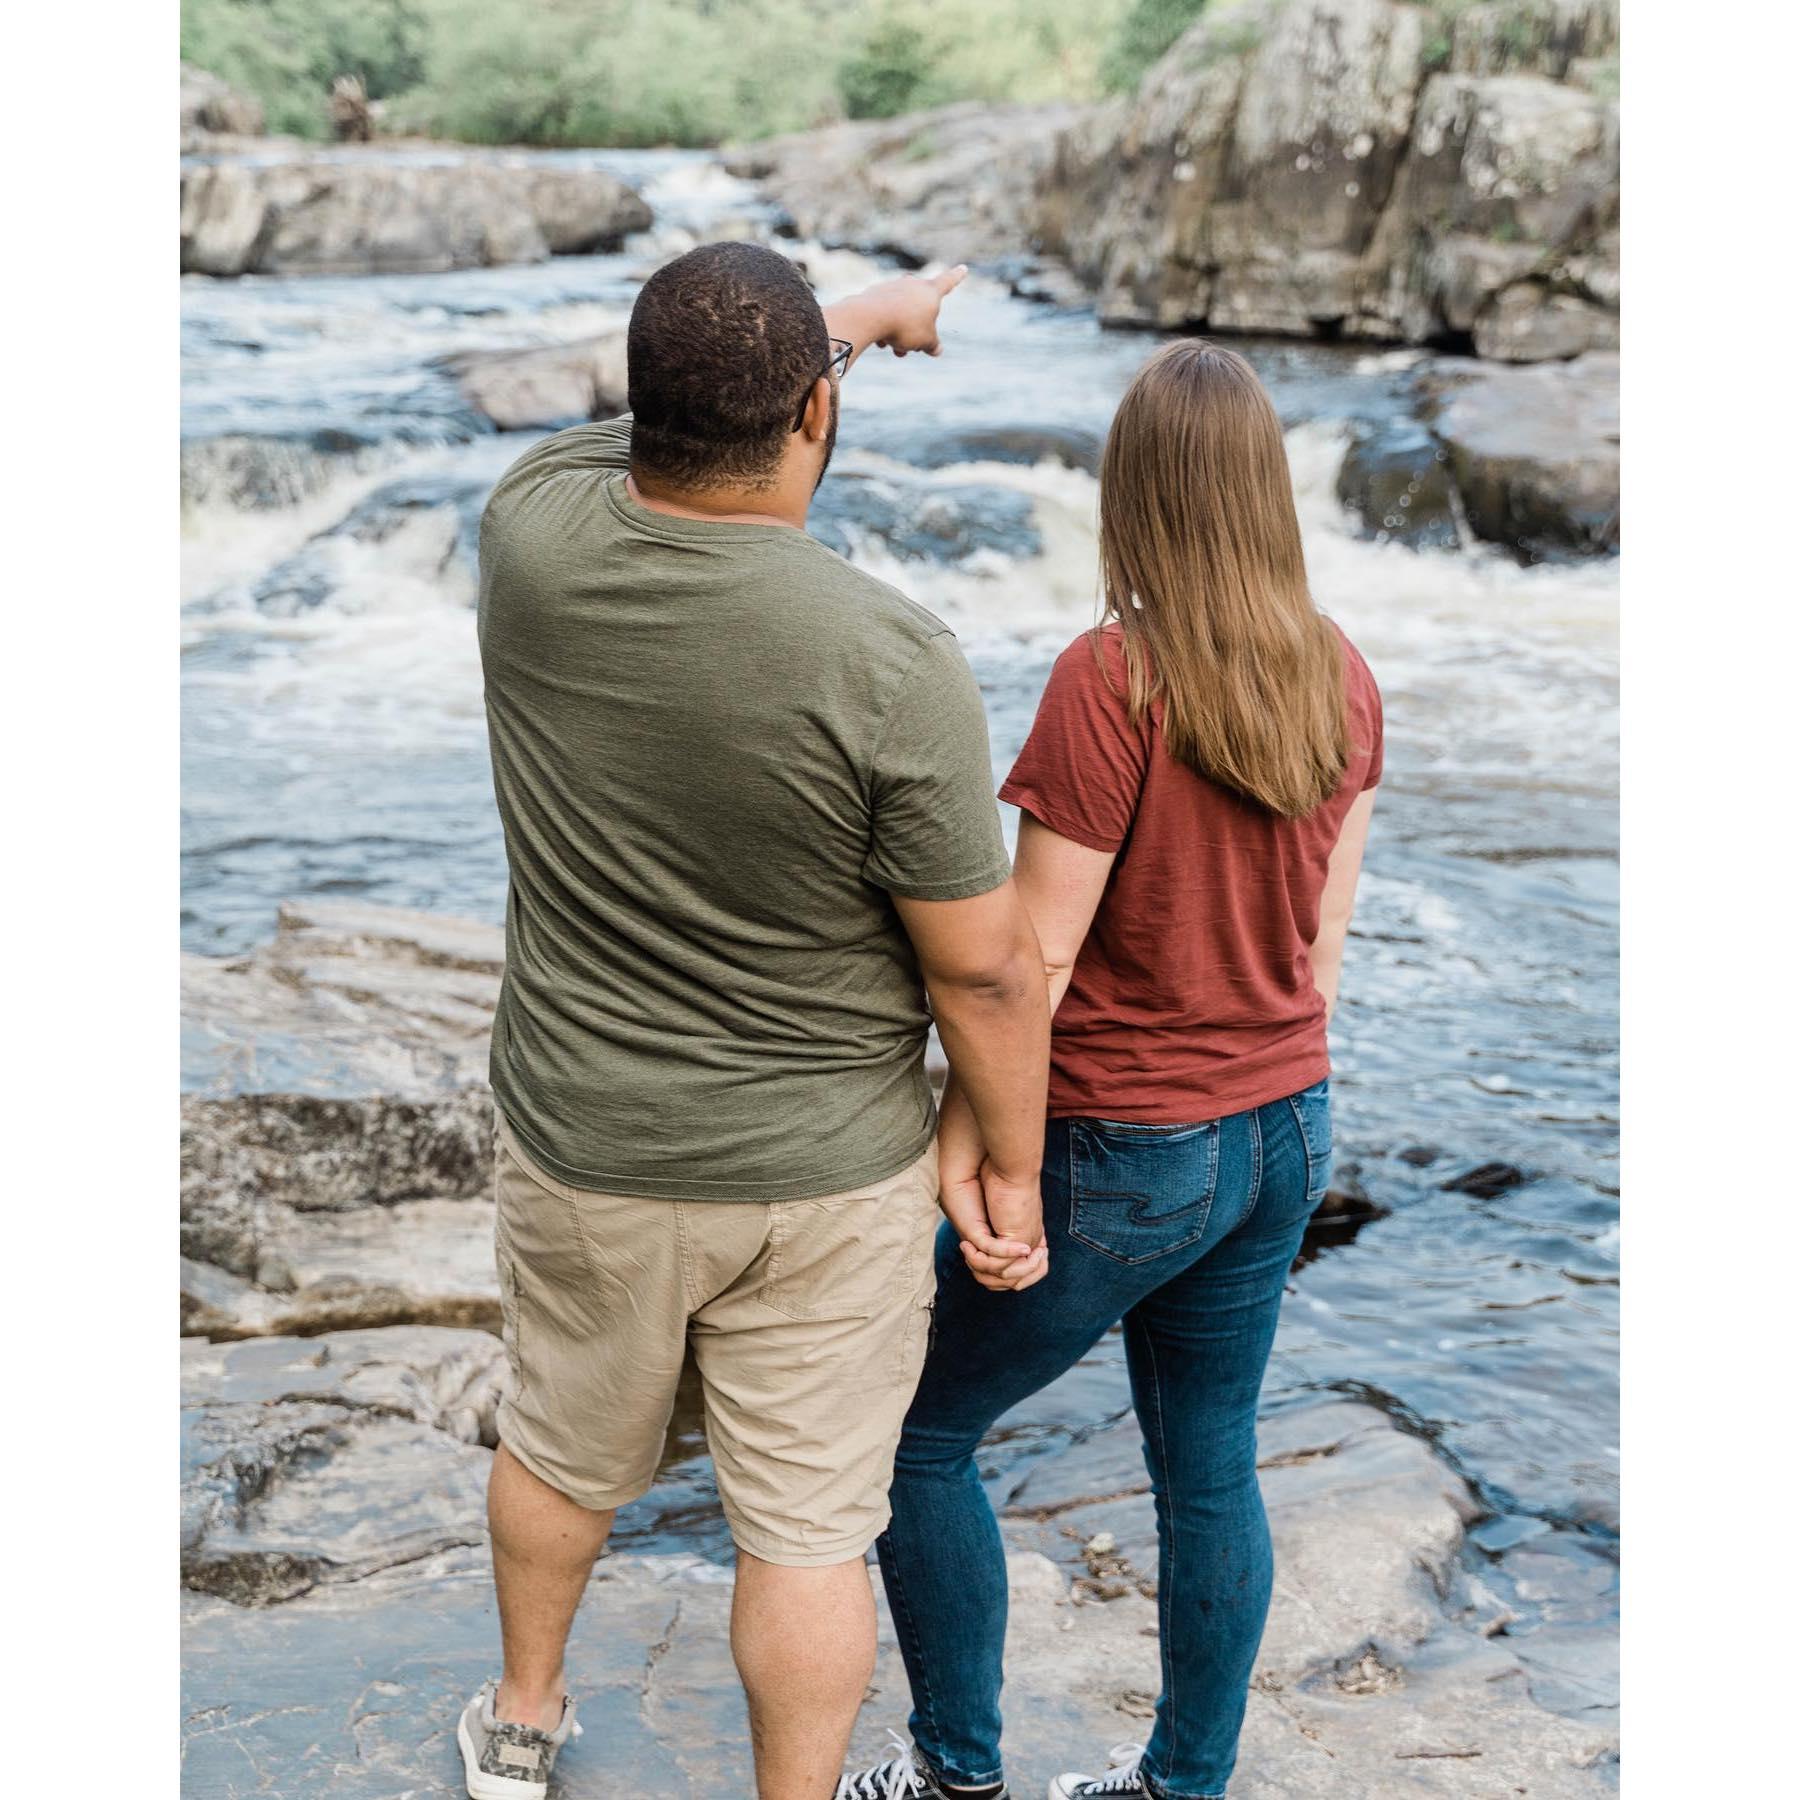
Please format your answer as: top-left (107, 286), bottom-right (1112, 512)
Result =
top-left (180, 150), bottom-right (652, 277)
top-left (738, 0), bottom-right (1619, 365)
top-left (180, 901), bottom-right (1617, 1792)
top-left (181, 1323), bottom-right (1615, 1795)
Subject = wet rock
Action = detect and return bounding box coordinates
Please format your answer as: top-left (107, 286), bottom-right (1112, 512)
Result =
top-left (181, 63), bottom-right (264, 146)
top-left (1442, 1159), bottom-right (1530, 1197)
top-left (1033, 0), bottom-right (1618, 362)
top-left (181, 1195), bottom-right (500, 1340)
top-left (182, 898), bottom-right (504, 1297)
top-left (1335, 419), bottom-right (1462, 549)
top-left (180, 154), bottom-right (651, 278)
top-left (725, 101), bottom-right (1077, 268)
top-left (443, 332), bottom-right (630, 432)
top-left (181, 1398), bottom-right (1615, 1795)
top-left (520, 168), bottom-right (653, 256)
top-left (991, 254), bottom-right (1095, 310)
top-left (181, 1089), bottom-right (495, 1288)
top-left (183, 897), bottom-right (502, 1100)
top-left (811, 472), bottom-right (1042, 565)
top-left (1422, 352), bottom-right (1618, 556)
top-left (249, 471), bottom-right (490, 613)
top-left (181, 1328), bottom-right (507, 1605)
top-left (180, 429), bottom-right (391, 512)
top-left (868, 421), bottom-right (1104, 476)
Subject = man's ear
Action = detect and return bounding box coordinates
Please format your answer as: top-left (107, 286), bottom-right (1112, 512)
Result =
top-left (802, 375), bottom-right (832, 441)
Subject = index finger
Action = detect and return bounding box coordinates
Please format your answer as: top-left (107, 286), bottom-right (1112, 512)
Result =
top-left (932, 263), bottom-right (969, 296)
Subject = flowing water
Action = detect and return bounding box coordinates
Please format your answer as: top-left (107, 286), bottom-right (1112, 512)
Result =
top-left (182, 151), bottom-right (1618, 1714)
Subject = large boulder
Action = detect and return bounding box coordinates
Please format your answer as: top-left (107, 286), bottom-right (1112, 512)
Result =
top-left (1334, 417), bottom-right (1463, 549)
top-left (1034, 0), bottom-right (1619, 360)
top-left (1038, 0), bottom-right (1434, 334)
top-left (443, 332), bottom-right (629, 432)
top-left (726, 100), bottom-right (1078, 267)
top-left (1421, 351), bottom-right (1618, 556)
top-left (181, 63), bottom-right (265, 146)
top-left (1357, 69), bottom-right (1619, 358)
top-left (180, 154), bottom-right (652, 277)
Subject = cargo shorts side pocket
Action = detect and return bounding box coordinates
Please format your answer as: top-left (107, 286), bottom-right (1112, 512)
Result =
top-left (492, 1121), bottom-right (590, 1405)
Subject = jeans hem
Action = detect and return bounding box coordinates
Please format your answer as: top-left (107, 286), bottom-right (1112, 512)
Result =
top-left (920, 1748), bottom-right (1007, 1788)
top-left (1141, 1776), bottom-right (1225, 1800)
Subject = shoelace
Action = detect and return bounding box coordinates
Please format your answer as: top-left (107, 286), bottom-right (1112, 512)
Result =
top-left (1079, 1743), bottom-right (1146, 1794)
top-left (835, 1731), bottom-right (928, 1800)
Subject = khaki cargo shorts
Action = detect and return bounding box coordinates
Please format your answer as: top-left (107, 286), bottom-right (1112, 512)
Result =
top-left (492, 1116), bottom-right (942, 1567)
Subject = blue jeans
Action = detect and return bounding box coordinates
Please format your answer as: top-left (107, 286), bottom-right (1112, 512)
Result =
top-left (876, 1081), bottom-right (1332, 1800)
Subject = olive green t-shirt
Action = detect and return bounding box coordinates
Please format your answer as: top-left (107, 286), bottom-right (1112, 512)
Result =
top-left (476, 417), bottom-right (1010, 1201)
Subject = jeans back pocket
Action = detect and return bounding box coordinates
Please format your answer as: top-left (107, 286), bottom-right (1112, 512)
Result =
top-left (1068, 1118), bottom-right (1221, 1265)
top-left (1285, 1079), bottom-right (1334, 1209)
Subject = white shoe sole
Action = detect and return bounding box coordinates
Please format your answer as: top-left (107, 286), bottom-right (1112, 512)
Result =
top-left (459, 1713), bottom-right (549, 1800)
top-left (1047, 1780), bottom-right (1084, 1800)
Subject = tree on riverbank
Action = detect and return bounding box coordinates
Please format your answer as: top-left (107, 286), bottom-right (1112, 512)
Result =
top-left (181, 0), bottom-right (1138, 146)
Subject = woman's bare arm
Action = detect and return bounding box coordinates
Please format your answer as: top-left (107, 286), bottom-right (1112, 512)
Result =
top-left (1310, 786), bottom-right (1377, 1021)
top-left (939, 813), bottom-right (1115, 1289)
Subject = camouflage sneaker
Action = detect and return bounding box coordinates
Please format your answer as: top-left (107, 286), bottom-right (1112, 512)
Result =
top-left (457, 1680), bottom-right (580, 1799)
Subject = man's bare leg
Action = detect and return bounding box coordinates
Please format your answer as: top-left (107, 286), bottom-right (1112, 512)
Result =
top-left (488, 1443), bottom-right (616, 1729)
top-left (732, 1551), bottom-right (876, 1799)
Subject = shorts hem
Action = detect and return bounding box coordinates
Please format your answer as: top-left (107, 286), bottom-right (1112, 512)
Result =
top-left (725, 1513), bottom-right (889, 1569)
top-left (497, 1417), bottom-right (654, 1515)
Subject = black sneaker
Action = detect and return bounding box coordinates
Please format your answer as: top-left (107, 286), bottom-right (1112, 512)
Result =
top-left (1049, 1742), bottom-right (1147, 1797)
top-left (836, 1731), bottom-right (1011, 1799)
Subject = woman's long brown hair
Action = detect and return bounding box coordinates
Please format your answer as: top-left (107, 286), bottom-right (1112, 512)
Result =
top-left (1098, 340), bottom-right (1347, 818)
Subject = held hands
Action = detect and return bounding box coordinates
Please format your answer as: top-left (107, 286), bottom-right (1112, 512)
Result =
top-left (936, 1084), bottom-right (1049, 1293)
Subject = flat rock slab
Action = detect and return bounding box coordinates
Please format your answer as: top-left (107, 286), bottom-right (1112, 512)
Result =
top-left (181, 1330), bottom-right (1615, 1795)
top-left (183, 897), bottom-right (503, 1100)
top-left (182, 1196), bottom-right (500, 1340)
top-left (183, 1546), bottom-right (1612, 1798)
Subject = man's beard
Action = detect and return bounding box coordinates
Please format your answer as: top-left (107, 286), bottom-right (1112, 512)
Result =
top-left (812, 387), bottom-right (840, 494)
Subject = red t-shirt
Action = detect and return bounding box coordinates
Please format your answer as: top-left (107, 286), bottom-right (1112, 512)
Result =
top-left (998, 621), bottom-right (1383, 1124)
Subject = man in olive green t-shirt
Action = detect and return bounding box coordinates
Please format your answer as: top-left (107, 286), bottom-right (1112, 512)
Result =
top-left (464, 242), bottom-right (1050, 1800)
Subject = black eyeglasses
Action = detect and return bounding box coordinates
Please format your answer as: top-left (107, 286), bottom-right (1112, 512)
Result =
top-left (793, 338), bottom-right (854, 432)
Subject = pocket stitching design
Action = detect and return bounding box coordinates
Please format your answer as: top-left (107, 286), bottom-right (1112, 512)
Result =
top-left (1067, 1121), bottom-right (1220, 1266)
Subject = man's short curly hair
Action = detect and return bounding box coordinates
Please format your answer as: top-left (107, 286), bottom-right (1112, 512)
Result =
top-left (627, 241), bottom-right (828, 490)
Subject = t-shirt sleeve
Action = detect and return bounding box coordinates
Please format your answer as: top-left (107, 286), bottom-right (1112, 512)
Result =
top-left (1343, 635), bottom-right (1384, 791)
top-left (506, 413), bottom-right (634, 484)
top-left (998, 632), bottom-right (1149, 853)
top-left (863, 632), bottom-right (1012, 901)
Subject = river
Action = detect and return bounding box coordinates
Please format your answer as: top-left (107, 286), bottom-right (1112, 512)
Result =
top-left (181, 149), bottom-right (1618, 1718)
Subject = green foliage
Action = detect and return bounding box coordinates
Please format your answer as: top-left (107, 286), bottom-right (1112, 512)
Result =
top-left (840, 12), bottom-right (935, 119)
top-left (181, 0), bottom-right (430, 138)
top-left (183, 0), bottom-right (1136, 148)
top-left (1184, 10), bottom-right (1263, 71)
top-left (1580, 56), bottom-right (1620, 101)
top-left (1102, 0), bottom-right (1209, 93)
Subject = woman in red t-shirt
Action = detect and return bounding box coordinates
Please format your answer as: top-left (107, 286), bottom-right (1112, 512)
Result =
top-left (843, 342), bottom-right (1382, 1800)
